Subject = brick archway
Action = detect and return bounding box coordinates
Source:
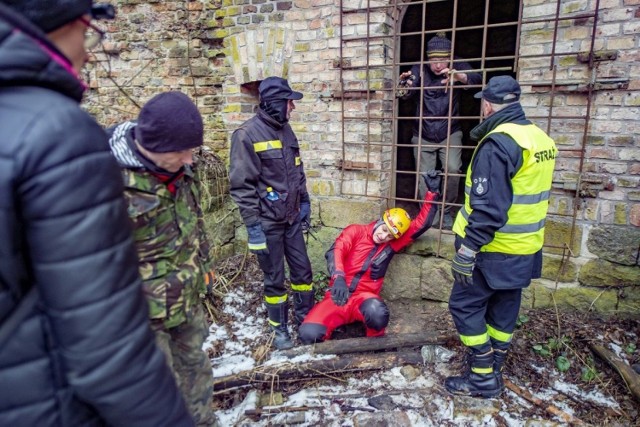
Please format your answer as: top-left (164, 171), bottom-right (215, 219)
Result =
top-left (227, 25), bottom-right (296, 85)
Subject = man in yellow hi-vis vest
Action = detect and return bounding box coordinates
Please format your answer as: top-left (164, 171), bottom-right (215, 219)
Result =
top-left (446, 76), bottom-right (557, 398)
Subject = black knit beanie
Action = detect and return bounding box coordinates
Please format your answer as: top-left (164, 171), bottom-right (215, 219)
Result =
top-left (1, 0), bottom-right (93, 33)
top-left (427, 32), bottom-right (452, 58)
top-left (134, 92), bottom-right (204, 153)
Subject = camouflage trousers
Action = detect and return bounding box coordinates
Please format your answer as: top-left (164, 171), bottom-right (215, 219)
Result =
top-left (153, 304), bottom-right (216, 426)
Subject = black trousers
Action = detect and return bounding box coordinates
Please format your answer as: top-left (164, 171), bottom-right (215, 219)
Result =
top-left (256, 217), bottom-right (313, 299)
top-left (448, 266), bottom-right (522, 350)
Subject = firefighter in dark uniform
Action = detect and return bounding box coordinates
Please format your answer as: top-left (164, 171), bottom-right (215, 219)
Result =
top-left (446, 76), bottom-right (558, 398)
top-left (229, 77), bottom-right (314, 350)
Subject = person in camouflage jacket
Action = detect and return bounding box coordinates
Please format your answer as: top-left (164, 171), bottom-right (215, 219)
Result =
top-left (107, 92), bottom-right (216, 426)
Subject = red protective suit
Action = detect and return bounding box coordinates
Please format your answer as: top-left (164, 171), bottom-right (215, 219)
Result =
top-left (299, 191), bottom-right (439, 343)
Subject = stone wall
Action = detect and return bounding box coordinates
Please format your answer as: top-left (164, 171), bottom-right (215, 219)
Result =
top-left (84, 0), bottom-right (639, 317)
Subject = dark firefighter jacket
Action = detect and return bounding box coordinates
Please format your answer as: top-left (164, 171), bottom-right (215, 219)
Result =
top-left (229, 108), bottom-right (309, 227)
top-left (0, 5), bottom-right (192, 426)
top-left (453, 102), bottom-right (556, 289)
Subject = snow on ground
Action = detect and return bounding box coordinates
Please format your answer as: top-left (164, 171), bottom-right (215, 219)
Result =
top-left (204, 281), bottom-right (629, 426)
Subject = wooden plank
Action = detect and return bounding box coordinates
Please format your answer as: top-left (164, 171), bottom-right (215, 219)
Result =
top-left (280, 331), bottom-right (453, 358)
top-left (590, 343), bottom-right (640, 402)
top-left (213, 350), bottom-right (423, 391)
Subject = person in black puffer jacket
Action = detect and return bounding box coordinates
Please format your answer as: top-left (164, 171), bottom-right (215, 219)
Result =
top-left (397, 33), bottom-right (482, 229)
top-left (0, 1), bottom-right (193, 426)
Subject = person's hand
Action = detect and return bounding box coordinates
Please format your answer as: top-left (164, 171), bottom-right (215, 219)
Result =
top-left (299, 201), bottom-right (311, 230)
top-left (440, 68), bottom-right (468, 85)
top-left (247, 223), bottom-right (269, 255)
top-left (422, 170), bottom-right (442, 194)
top-left (451, 245), bottom-right (476, 286)
top-left (399, 71), bottom-right (415, 86)
top-left (330, 274), bottom-right (349, 306)
top-left (451, 69), bottom-right (468, 84)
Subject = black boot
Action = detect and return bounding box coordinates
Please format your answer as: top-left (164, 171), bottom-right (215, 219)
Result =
top-left (292, 290), bottom-right (315, 326)
top-left (265, 301), bottom-right (294, 350)
top-left (445, 350), bottom-right (502, 398)
top-left (493, 348), bottom-right (508, 390)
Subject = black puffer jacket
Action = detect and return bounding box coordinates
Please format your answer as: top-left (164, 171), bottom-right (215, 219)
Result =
top-left (0, 5), bottom-right (193, 427)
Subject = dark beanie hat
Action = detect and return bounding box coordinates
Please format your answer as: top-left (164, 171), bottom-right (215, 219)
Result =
top-left (427, 32), bottom-right (452, 58)
top-left (135, 91), bottom-right (204, 153)
top-left (1, 0), bottom-right (93, 33)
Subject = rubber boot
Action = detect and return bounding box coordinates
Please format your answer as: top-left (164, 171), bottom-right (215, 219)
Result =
top-left (292, 290), bottom-right (315, 326)
top-left (493, 348), bottom-right (508, 390)
top-left (445, 350), bottom-right (502, 398)
top-left (265, 301), bottom-right (294, 350)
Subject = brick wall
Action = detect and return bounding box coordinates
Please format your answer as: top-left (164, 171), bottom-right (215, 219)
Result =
top-left (83, 0), bottom-right (639, 315)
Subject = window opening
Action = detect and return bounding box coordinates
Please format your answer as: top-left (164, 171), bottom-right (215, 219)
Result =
top-left (339, 0), bottom-right (603, 259)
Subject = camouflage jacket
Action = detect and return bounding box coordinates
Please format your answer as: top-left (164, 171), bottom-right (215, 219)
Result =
top-left (108, 121), bottom-right (212, 329)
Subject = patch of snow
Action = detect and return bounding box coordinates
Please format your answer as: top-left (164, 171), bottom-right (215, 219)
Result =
top-left (212, 353), bottom-right (255, 377)
top-left (207, 267), bottom-right (629, 426)
top-left (609, 342), bottom-right (625, 359)
top-left (553, 380), bottom-right (619, 409)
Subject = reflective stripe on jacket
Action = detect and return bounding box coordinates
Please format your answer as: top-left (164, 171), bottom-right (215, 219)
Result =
top-left (453, 122), bottom-right (557, 254)
top-left (229, 109), bottom-right (308, 226)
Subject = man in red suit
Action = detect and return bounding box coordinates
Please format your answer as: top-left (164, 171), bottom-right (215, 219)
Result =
top-left (298, 172), bottom-right (441, 344)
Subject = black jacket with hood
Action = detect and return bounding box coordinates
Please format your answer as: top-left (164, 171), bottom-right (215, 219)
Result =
top-left (229, 107), bottom-right (309, 227)
top-left (0, 5), bottom-right (193, 426)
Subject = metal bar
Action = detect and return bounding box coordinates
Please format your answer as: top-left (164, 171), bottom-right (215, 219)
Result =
top-left (566, 0), bottom-right (600, 257)
top-left (339, 0), bottom-right (346, 196)
top-left (364, 0), bottom-right (372, 196)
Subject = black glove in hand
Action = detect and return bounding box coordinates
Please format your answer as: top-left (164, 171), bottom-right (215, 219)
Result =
top-left (451, 245), bottom-right (476, 286)
top-left (247, 223), bottom-right (269, 255)
top-left (422, 170), bottom-right (442, 194)
top-left (299, 202), bottom-right (311, 230)
top-left (330, 275), bottom-right (349, 306)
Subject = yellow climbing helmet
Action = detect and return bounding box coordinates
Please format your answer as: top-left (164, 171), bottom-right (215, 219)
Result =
top-left (382, 208), bottom-right (411, 239)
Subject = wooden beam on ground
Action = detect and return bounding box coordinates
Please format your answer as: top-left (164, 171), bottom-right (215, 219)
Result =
top-left (590, 343), bottom-right (640, 402)
top-left (213, 350), bottom-right (423, 392)
top-left (505, 379), bottom-right (585, 426)
top-left (280, 331), bottom-right (454, 358)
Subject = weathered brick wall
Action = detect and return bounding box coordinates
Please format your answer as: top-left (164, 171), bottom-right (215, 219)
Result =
top-left (515, 0), bottom-right (639, 314)
top-left (83, 0), bottom-right (639, 316)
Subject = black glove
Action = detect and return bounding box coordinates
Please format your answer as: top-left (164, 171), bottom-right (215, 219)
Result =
top-left (422, 170), bottom-right (442, 194)
top-left (246, 222), bottom-right (269, 255)
top-left (330, 275), bottom-right (349, 306)
top-left (451, 245), bottom-right (476, 286)
top-left (299, 201), bottom-right (311, 230)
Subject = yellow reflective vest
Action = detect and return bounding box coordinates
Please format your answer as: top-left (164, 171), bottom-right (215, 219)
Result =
top-left (453, 122), bottom-right (557, 254)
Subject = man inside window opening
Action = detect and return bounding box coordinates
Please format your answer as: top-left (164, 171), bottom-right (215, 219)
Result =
top-left (398, 32), bottom-right (481, 229)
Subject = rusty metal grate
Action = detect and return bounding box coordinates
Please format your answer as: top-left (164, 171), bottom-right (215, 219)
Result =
top-left (338, 0), bottom-right (603, 257)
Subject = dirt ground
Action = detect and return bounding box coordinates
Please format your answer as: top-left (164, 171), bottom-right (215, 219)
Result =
top-left (385, 299), bottom-right (640, 425)
top-left (207, 254), bottom-right (640, 426)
